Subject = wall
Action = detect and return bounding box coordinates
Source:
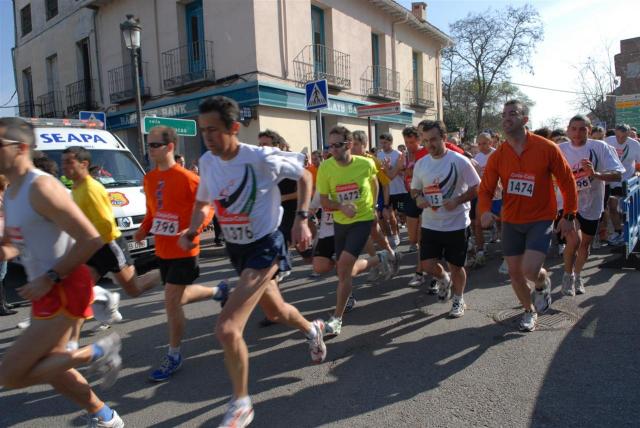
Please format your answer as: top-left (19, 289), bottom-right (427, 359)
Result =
top-left (257, 106), bottom-right (314, 153)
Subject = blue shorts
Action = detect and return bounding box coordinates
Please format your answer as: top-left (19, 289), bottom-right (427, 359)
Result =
top-left (502, 221), bottom-right (553, 256)
top-left (225, 230), bottom-right (291, 275)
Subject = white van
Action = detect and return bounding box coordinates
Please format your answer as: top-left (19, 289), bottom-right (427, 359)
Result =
top-left (27, 118), bottom-right (154, 258)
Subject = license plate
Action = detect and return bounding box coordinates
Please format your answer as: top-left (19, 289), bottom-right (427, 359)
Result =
top-left (128, 240), bottom-right (148, 251)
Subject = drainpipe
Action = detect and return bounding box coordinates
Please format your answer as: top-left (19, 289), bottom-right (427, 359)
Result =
top-left (280, 0), bottom-right (289, 78)
top-left (88, 6), bottom-right (105, 106)
top-left (11, 0), bottom-right (19, 111)
top-left (154, 0), bottom-right (162, 94)
top-left (391, 12), bottom-right (410, 96)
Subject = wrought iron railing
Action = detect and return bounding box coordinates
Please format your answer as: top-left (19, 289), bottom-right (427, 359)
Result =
top-left (18, 101), bottom-right (37, 117)
top-left (360, 65), bottom-right (399, 99)
top-left (65, 78), bottom-right (99, 115)
top-left (37, 90), bottom-right (64, 118)
top-left (107, 62), bottom-right (151, 104)
top-left (293, 44), bottom-right (351, 89)
top-left (406, 80), bottom-right (435, 108)
top-left (162, 40), bottom-right (215, 91)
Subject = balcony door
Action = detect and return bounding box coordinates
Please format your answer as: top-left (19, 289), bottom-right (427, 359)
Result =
top-left (371, 33), bottom-right (380, 91)
top-left (186, 0), bottom-right (205, 76)
top-left (311, 6), bottom-right (326, 78)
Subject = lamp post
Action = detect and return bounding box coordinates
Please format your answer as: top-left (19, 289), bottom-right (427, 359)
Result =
top-left (120, 15), bottom-right (145, 162)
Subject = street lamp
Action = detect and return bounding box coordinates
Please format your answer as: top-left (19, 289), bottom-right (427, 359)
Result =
top-left (120, 14), bottom-right (145, 162)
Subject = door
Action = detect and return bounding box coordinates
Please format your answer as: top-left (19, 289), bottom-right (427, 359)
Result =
top-left (412, 52), bottom-right (419, 99)
top-left (186, 0), bottom-right (205, 75)
top-left (22, 68), bottom-right (34, 116)
top-left (371, 33), bottom-right (380, 91)
top-left (311, 6), bottom-right (326, 77)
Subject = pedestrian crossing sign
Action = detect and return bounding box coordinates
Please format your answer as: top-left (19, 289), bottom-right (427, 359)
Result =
top-left (305, 79), bottom-right (328, 110)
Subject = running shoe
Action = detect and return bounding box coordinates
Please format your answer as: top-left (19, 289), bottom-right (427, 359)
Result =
top-left (557, 244), bottom-right (566, 256)
top-left (533, 274), bottom-right (552, 314)
top-left (408, 273), bottom-right (424, 288)
top-left (498, 259), bottom-right (509, 275)
top-left (449, 298), bottom-right (466, 318)
top-left (219, 399), bottom-right (254, 428)
top-left (106, 292), bottom-right (122, 324)
top-left (149, 354), bottom-right (183, 382)
top-left (575, 276), bottom-right (586, 295)
top-left (276, 270), bottom-right (291, 283)
top-left (519, 311), bottom-right (537, 332)
top-left (215, 281), bottom-right (230, 307)
top-left (367, 265), bottom-right (380, 282)
top-left (376, 250), bottom-right (392, 280)
top-left (390, 251), bottom-right (402, 277)
top-left (89, 333), bottom-right (122, 389)
top-left (561, 272), bottom-right (575, 297)
top-left (406, 244), bottom-right (418, 253)
top-left (475, 250), bottom-right (486, 267)
top-left (324, 316), bottom-right (342, 337)
top-left (345, 294), bottom-right (357, 313)
top-left (308, 319), bottom-right (327, 363)
top-left (87, 410), bottom-right (124, 428)
top-left (427, 278), bottom-right (439, 295)
top-left (591, 235), bottom-right (601, 249)
top-left (437, 273), bottom-right (452, 301)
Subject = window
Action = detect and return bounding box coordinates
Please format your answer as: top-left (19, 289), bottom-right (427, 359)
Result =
top-left (46, 54), bottom-right (59, 93)
top-left (21, 4), bottom-right (32, 36)
top-left (22, 67), bottom-right (34, 116)
top-left (46, 0), bottom-right (58, 20)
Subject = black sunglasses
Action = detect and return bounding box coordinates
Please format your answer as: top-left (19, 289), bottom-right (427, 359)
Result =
top-left (148, 142), bottom-right (169, 149)
top-left (329, 141), bottom-right (347, 149)
top-left (0, 138), bottom-right (21, 148)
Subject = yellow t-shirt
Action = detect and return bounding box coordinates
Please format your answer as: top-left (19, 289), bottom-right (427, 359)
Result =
top-left (316, 155), bottom-right (378, 224)
top-left (365, 153), bottom-right (391, 186)
top-left (72, 175), bottom-right (121, 243)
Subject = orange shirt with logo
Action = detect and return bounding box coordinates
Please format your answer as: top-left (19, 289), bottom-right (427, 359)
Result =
top-left (140, 164), bottom-right (213, 259)
top-left (478, 132), bottom-right (577, 224)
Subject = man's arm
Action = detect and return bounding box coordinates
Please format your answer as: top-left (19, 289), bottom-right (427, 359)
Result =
top-left (386, 153), bottom-right (405, 180)
top-left (551, 146), bottom-right (579, 215)
top-left (291, 169), bottom-right (312, 250)
top-left (370, 176), bottom-right (379, 211)
top-left (0, 234), bottom-right (19, 261)
top-left (135, 177), bottom-right (153, 242)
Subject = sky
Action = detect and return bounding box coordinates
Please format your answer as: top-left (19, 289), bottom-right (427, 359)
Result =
top-left (1, 0), bottom-right (639, 128)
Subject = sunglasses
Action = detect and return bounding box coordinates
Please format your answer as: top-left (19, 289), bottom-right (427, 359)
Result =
top-left (329, 141), bottom-right (347, 149)
top-left (148, 142), bottom-right (169, 149)
top-left (0, 138), bottom-right (21, 148)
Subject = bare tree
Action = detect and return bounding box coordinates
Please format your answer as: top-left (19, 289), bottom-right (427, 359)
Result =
top-left (574, 43), bottom-right (618, 128)
top-left (448, 5), bottom-right (544, 132)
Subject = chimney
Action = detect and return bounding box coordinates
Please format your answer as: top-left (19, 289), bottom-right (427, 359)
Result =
top-left (411, 2), bottom-right (427, 22)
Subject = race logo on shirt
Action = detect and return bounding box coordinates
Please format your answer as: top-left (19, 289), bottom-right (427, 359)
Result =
top-left (214, 165), bottom-right (257, 244)
top-left (424, 163), bottom-right (458, 210)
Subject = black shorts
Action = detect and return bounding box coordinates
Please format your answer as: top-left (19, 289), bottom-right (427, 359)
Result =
top-left (226, 230), bottom-right (290, 276)
top-left (470, 197), bottom-right (478, 220)
top-left (86, 236), bottom-right (133, 278)
top-left (609, 186), bottom-right (624, 197)
top-left (334, 220), bottom-right (373, 259)
top-left (578, 213), bottom-right (600, 236)
top-left (420, 227), bottom-right (469, 267)
top-left (158, 256), bottom-right (200, 285)
top-left (313, 236), bottom-right (335, 260)
top-left (389, 193), bottom-right (407, 212)
top-left (403, 193), bottom-right (423, 218)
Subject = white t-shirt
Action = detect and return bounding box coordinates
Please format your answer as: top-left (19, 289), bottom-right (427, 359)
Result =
top-left (474, 148), bottom-right (502, 200)
top-left (559, 139), bottom-right (625, 220)
top-left (196, 143), bottom-right (304, 244)
top-left (605, 136), bottom-right (640, 187)
top-left (411, 150), bottom-right (481, 231)
top-left (377, 149), bottom-right (406, 195)
top-left (310, 192), bottom-right (334, 239)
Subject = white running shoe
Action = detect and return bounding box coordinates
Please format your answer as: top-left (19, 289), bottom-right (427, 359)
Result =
top-left (519, 311), bottom-right (537, 332)
top-left (561, 272), bottom-right (575, 297)
top-left (408, 273), bottom-right (424, 288)
top-left (276, 270), bottom-right (291, 283)
top-left (533, 274), bottom-right (552, 314)
top-left (558, 244), bottom-right (566, 256)
top-left (376, 250), bottom-right (393, 280)
top-left (308, 319), bottom-right (327, 363)
top-left (324, 316), bottom-right (342, 337)
top-left (437, 273), bottom-right (452, 301)
top-left (219, 398), bottom-right (254, 428)
top-left (475, 250), bottom-right (486, 267)
top-left (87, 409), bottom-right (124, 428)
top-left (449, 298), bottom-right (466, 318)
top-left (89, 333), bottom-right (122, 389)
top-left (366, 265), bottom-right (380, 282)
top-left (575, 276), bottom-right (586, 295)
top-left (498, 259), bottom-right (509, 275)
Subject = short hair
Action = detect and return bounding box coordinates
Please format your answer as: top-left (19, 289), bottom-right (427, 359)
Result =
top-left (477, 132), bottom-right (492, 142)
top-left (352, 130), bottom-right (368, 147)
top-left (329, 125), bottom-right (352, 142)
top-left (258, 129), bottom-right (281, 146)
top-left (616, 123), bottom-right (631, 132)
top-left (311, 150), bottom-right (321, 156)
top-left (148, 126), bottom-right (178, 145)
top-left (33, 156), bottom-right (58, 176)
top-left (418, 120), bottom-right (447, 138)
top-left (277, 135), bottom-right (290, 152)
top-left (504, 99), bottom-right (530, 116)
top-left (568, 114), bottom-right (591, 127)
top-left (534, 127), bottom-right (552, 138)
top-left (631, 127), bottom-right (638, 133)
top-left (379, 132), bottom-right (393, 142)
top-left (62, 146), bottom-right (92, 164)
top-left (606, 128), bottom-right (616, 137)
top-left (550, 129), bottom-right (567, 139)
top-left (591, 126), bottom-right (604, 134)
top-left (174, 154), bottom-right (184, 161)
top-left (198, 96), bottom-right (240, 130)
top-left (0, 117), bottom-right (35, 148)
top-left (402, 126), bottom-right (419, 138)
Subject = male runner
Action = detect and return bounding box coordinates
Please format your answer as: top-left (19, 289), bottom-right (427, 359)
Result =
top-left (377, 133), bottom-right (405, 248)
top-left (478, 100), bottom-right (578, 332)
top-left (317, 126), bottom-right (395, 336)
top-left (180, 96), bottom-right (326, 428)
top-left (134, 126), bottom-right (227, 382)
top-left (558, 115), bottom-right (623, 295)
top-left (411, 120), bottom-right (481, 317)
top-left (0, 117), bottom-right (123, 427)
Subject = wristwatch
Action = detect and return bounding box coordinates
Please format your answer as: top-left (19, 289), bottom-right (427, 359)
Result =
top-left (46, 269), bottom-right (62, 284)
top-left (296, 210), bottom-right (310, 220)
top-left (563, 213), bottom-right (576, 221)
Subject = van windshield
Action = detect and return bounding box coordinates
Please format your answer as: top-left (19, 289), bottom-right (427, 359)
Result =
top-left (43, 150), bottom-right (144, 188)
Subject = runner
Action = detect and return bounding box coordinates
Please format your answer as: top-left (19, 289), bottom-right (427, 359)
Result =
top-left (604, 124), bottom-right (640, 245)
top-left (179, 96), bottom-right (326, 428)
top-left (134, 126), bottom-right (227, 382)
top-left (472, 132), bottom-right (500, 266)
top-left (317, 126), bottom-right (396, 336)
top-left (557, 115), bottom-right (624, 295)
top-left (478, 100), bottom-right (578, 332)
top-left (376, 133), bottom-right (405, 248)
top-left (0, 117), bottom-right (124, 427)
top-left (411, 120), bottom-right (481, 317)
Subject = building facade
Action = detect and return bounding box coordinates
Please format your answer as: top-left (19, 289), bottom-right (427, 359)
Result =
top-left (13, 0), bottom-right (452, 164)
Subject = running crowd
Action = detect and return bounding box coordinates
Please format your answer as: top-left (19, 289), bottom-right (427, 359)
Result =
top-left (0, 96), bottom-right (638, 428)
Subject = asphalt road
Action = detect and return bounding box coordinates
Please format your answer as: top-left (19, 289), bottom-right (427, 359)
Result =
top-left (0, 235), bottom-right (639, 427)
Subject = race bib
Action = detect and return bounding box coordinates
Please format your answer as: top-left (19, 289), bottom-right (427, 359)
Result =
top-left (218, 214), bottom-right (254, 244)
top-left (150, 212), bottom-right (179, 236)
top-left (507, 173), bottom-right (535, 197)
top-left (323, 210), bottom-right (334, 226)
top-left (336, 183), bottom-right (360, 202)
top-left (574, 170), bottom-right (591, 191)
top-left (423, 184), bottom-right (443, 208)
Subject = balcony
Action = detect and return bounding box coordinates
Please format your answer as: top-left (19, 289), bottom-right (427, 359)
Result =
top-left (66, 79), bottom-right (99, 115)
top-left (293, 44), bottom-right (351, 89)
top-left (360, 65), bottom-right (399, 100)
top-left (37, 91), bottom-right (64, 118)
top-left (107, 62), bottom-right (151, 104)
top-left (406, 80), bottom-right (435, 109)
top-left (18, 101), bottom-right (37, 117)
top-left (162, 40), bottom-right (215, 91)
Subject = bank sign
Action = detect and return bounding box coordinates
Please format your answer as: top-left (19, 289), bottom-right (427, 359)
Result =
top-left (616, 94), bottom-right (640, 130)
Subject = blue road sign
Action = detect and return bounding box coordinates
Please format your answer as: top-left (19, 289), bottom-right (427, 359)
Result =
top-left (305, 79), bottom-right (328, 110)
top-left (79, 111), bottom-right (106, 129)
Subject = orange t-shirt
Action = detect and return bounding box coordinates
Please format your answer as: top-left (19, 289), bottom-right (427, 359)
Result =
top-left (478, 132), bottom-right (577, 224)
top-left (306, 164), bottom-right (318, 188)
top-left (140, 164), bottom-right (213, 259)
